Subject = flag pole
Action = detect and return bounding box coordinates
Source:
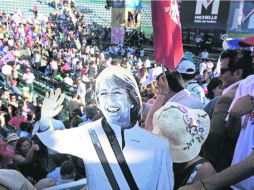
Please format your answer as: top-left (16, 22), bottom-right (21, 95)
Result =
top-left (161, 59), bottom-right (165, 75)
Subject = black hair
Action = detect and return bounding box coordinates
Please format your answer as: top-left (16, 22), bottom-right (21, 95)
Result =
top-left (180, 73), bottom-right (197, 80)
top-left (60, 160), bottom-right (75, 176)
top-left (157, 71), bottom-right (185, 93)
top-left (52, 154), bottom-right (69, 167)
top-left (206, 77), bottom-right (222, 99)
top-left (20, 122), bottom-right (33, 133)
top-left (221, 49), bottom-right (253, 79)
top-left (72, 108), bottom-right (82, 117)
top-left (85, 105), bottom-right (98, 119)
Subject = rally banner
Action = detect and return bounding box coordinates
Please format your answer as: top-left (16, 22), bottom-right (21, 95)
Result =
top-left (125, 8), bottom-right (141, 28)
top-left (111, 8), bottom-right (125, 27)
top-left (111, 27), bottom-right (125, 45)
top-left (180, 0), bottom-right (231, 30)
top-left (151, 0), bottom-right (183, 71)
top-left (1, 52), bottom-right (15, 63)
top-left (227, 0), bottom-right (254, 35)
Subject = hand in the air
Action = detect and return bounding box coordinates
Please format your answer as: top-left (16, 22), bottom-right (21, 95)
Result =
top-left (41, 88), bottom-right (65, 118)
top-left (158, 74), bottom-right (169, 95)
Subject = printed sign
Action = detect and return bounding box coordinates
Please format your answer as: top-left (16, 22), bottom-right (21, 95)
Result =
top-left (125, 8), bottom-right (141, 28)
top-left (180, 0), bottom-right (231, 29)
top-left (111, 27), bottom-right (125, 45)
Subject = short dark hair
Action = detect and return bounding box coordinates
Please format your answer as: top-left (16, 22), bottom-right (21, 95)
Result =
top-left (20, 122), bottom-right (33, 132)
top-left (207, 77), bottom-right (222, 99)
top-left (60, 160), bottom-right (75, 176)
top-left (180, 73), bottom-right (197, 80)
top-left (52, 154), bottom-right (69, 167)
top-left (157, 71), bottom-right (185, 93)
top-left (85, 105), bottom-right (98, 119)
top-left (221, 49), bottom-right (253, 79)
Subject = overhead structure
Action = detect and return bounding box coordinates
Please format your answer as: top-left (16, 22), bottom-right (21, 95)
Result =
top-left (111, 0), bottom-right (141, 46)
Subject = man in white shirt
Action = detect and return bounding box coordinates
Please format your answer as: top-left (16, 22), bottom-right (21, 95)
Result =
top-left (144, 57), bottom-right (151, 69)
top-left (77, 79), bottom-right (86, 103)
top-left (23, 67), bottom-right (35, 93)
top-left (63, 73), bottom-right (73, 86)
top-left (50, 58), bottom-right (58, 75)
top-left (36, 66), bottom-right (174, 190)
top-left (1, 62), bottom-right (13, 85)
top-left (177, 60), bottom-right (206, 106)
top-left (90, 46), bottom-right (95, 56)
top-left (105, 57), bottom-right (112, 67)
top-left (201, 49), bottom-right (209, 59)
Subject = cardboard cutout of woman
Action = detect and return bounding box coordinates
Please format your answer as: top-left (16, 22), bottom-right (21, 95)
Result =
top-left (36, 66), bottom-right (174, 190)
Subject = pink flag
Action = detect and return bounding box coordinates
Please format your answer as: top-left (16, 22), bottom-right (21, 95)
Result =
top-left (151, 0), bottom-right (183, 71)
top-left (1, 52), bottom-right (15, 63)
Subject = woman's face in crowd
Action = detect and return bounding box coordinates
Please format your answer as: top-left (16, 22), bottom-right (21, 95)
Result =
top-left (20, 140), bottom-right (31, 154)
top-left (97, 79), bottom-right (131, 127)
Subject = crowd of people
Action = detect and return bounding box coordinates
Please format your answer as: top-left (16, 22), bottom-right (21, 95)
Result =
top-left (0, 0), bottom-right (254, 189)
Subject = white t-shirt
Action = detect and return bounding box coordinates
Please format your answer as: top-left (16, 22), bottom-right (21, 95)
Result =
top-left (50, 60), bottom-right (58, 70)
top-left (86, 46), bottom-right (90, 54)
top-left (63, 77), bottom-right (73, 86)
top-left (229, 75), bottom-right (254, 190)
top-left (231, 115), bottom-right (254, 190)
top-left (1, 65), bottom-right (13, 76)
top-left (77, 82), bottom-right (86, 96)
top-left (144, 59), bottom-right (151, 68)
top-left (201, 51), bottom-right (209, 59)
top-left (23, 73), bottom-right (35, 84)
top-left (90, 47), bottom-right (95, 55)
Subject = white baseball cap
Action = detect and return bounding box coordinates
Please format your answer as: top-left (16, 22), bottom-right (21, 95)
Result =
top-left (177, 60), bottom-right (196, 75)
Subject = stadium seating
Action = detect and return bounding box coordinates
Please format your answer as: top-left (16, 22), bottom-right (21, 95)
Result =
top-left (0, 0), bottom-right (152, 27)
top-left (74, 0), bottom-right (152, 27)
top-left (0, 0), bottom-right (56, 18)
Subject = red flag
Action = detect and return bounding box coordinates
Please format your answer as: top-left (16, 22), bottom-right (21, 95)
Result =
top-left (151, 0), bottom-right (183, 71)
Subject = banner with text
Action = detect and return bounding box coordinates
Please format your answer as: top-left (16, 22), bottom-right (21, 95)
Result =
top-left (180, 0), bottom-right (231, 30)
top-left (125, 8), bottom-right (141, 28)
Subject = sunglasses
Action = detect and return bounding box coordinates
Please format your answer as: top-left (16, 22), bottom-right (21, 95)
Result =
top-left (220, 68), bottom-right (232, 75)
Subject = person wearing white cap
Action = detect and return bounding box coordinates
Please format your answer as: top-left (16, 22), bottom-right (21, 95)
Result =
top-left (177, 60), bottom-right (206, 106)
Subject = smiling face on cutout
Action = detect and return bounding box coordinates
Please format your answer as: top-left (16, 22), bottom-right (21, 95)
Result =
top-left (97, 78), bottom-right (132, 127)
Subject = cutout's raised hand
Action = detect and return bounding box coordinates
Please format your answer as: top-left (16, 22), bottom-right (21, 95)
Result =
top-left (41, 89), bottom-right (65, 118)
